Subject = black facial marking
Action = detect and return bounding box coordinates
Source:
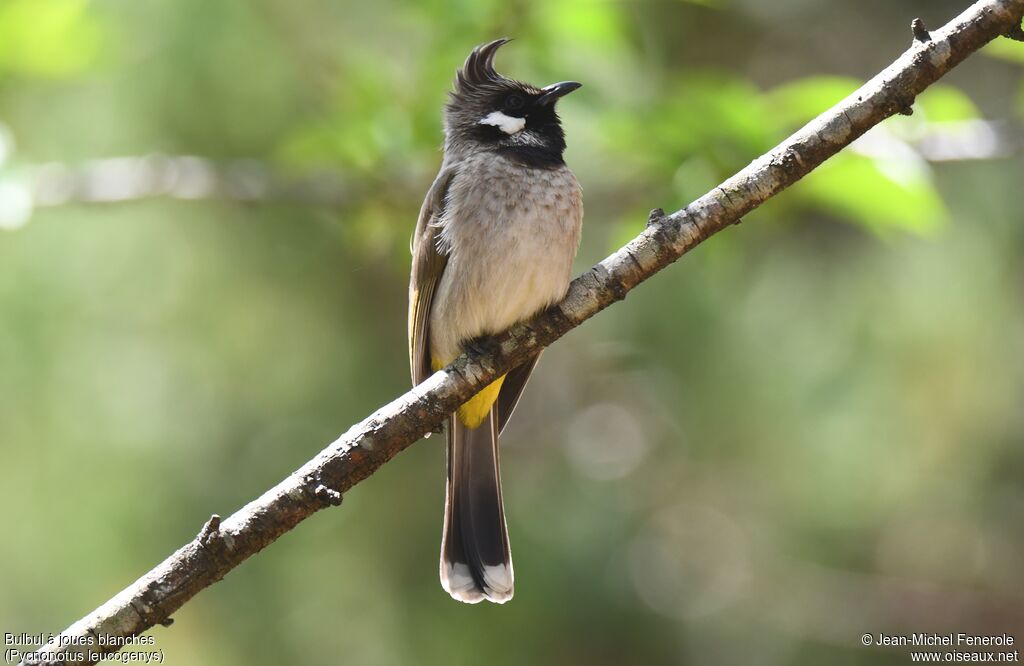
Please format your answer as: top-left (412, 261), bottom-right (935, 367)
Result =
top-left (474, 90), bottom-right (567, 167)
top-left (497, 143), bottom-right (567, 168)
top-left (503, 93), bottom-right (525, 113)
top-left (446, 39), bottom-right (572, 168)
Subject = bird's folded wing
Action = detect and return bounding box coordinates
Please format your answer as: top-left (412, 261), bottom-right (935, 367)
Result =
top-left (409, 166), bottom-right (455, 386)
top-left (496, 353), bottom-right (541, 435)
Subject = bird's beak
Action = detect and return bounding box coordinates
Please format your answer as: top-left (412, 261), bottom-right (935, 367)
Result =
top-left (536, 81), bottom-right (582, 106)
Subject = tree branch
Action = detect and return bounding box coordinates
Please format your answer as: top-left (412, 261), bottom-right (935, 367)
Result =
top-left (19, 1), bottom-right (1024, 664)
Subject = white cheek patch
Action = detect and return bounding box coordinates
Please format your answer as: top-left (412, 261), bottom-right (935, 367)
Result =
top-left (479, 110), bottom-right (526, 135)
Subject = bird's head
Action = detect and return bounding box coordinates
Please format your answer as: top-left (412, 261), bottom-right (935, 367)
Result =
top-left (444, 38), bottom-right (581, 166)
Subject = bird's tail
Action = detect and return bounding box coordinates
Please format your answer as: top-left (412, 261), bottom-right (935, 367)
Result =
top-left (440, 407), bottom-right (514, 603)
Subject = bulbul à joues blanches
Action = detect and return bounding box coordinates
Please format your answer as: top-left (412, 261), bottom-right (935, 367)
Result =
top-left (408, 39), bottom-right (583, 603)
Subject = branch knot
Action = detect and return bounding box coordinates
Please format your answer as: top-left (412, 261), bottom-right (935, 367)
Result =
top-left (912, 18), bottom-right (931, 42)
top-left (197, 514), bottom-right (222, 547)
top-left (314, 484), bottom-right (344, 506)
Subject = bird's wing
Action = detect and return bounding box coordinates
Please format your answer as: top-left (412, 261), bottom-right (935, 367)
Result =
top-left (495, 352), bottom-right (541, 435)
top-left (409, 166), bottom-right (455, 386)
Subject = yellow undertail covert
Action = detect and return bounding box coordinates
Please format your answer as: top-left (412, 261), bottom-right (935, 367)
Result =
top-left (433, 357), bottom-right (506, 429)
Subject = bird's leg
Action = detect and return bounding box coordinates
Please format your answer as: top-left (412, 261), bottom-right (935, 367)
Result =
top-left (429, 419), bottom-right (446, 436)
top-left (462, 334), bottom-right (499, 360)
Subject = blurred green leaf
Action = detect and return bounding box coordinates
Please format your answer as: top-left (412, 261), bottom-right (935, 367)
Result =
top-left (0, 0), bottom-right (101, 77)
top-left (915, 85), bottom-right (980, 122)
top-left (538, 0), bottom-right (625, 48)
top-left (766, 76), bottom-right (861, 127)
top-left (605, 72), bottom-right (775, 177)
top-left (982, 35), bottom-right (1024, 65)
top-left (797, 153), bottom-right (945, 234)
top-left (672, 156), bottom-right (719, 204)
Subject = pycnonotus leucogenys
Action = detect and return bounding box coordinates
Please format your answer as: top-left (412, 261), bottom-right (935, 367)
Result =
top-left (408, 38), bottom-right (583, 604)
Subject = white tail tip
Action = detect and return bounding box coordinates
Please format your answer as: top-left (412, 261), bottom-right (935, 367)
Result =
top-left (441, 562), bottom-right (514, 604)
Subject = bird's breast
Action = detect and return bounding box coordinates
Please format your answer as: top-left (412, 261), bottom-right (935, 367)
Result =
top-left (429, 154), bottom-right (583, 365)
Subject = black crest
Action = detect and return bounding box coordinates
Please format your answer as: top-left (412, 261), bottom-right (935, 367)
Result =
top-left (445, 38), bottom-right (570, 168)
top-left (455, 38), bottom-right (511, 93)
top-left (450, 38), bottom-right (537, 105)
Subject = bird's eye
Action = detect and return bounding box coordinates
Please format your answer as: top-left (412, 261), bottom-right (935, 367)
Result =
top-left (504, 94), bottom-right (525, 111)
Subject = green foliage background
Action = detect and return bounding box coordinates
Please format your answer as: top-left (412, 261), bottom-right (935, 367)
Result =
top-left (1, 0), bottom-right (1023, 664)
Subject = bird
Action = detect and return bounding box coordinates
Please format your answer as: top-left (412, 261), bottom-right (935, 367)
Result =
top-left (408, 38), bottom-right (583, 604)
